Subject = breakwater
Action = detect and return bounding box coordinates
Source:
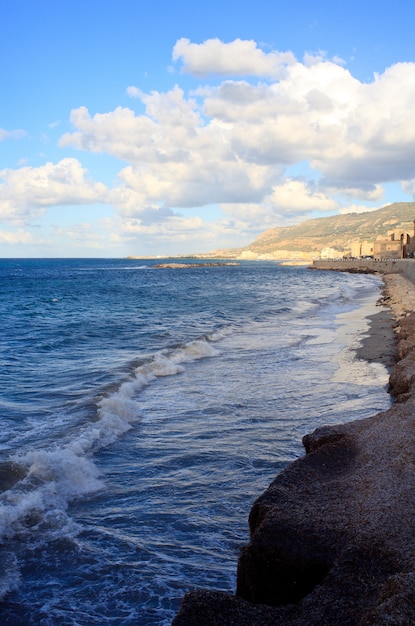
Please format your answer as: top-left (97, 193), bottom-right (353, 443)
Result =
top-left (173, 266), bottom-right (415, 625)
top-left (313, 257), bottom-right (415, 282)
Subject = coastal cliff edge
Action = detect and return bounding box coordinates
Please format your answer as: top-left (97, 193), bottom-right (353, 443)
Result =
top-left (172, 266), bottom-right (415, 625)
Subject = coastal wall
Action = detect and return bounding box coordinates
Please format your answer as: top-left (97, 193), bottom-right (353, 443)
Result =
top-left (172, 268), bottom-right (415, 625)
top-left (312, 257), bottom-right (415, 282)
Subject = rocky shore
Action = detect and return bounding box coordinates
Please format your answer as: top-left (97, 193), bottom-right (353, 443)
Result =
top-left (172, 267), bottom-right (415, 625)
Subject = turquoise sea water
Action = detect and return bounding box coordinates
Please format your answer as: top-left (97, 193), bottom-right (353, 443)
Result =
top-left (0, 259), bottom-right (391, 624)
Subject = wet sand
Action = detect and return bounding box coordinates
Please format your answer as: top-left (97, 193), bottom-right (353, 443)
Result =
top-left (356, 273), bottom-right (415, 371)
top-left (355, 308), bottom-right (397, 371)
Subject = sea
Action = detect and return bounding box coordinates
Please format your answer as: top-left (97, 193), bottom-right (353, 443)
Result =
top-left (0, 258), bottom-right (392, 625)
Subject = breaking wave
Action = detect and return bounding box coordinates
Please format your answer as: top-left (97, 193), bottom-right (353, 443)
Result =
top-left (0, 333), bottom-right (222, 581)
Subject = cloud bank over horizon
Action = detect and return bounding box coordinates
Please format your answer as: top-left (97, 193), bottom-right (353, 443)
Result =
top-left (2, 35), bottom-right (415, 256)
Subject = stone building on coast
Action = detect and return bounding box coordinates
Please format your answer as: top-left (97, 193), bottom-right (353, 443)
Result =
top-left (373, 221), bottom-right (415, 259)
top-left (347, 220), bottom-right (415, 260)
top-left (320, 247), bottom-right (343, 259)
top-left (350, 240), bottom-right (374, 258)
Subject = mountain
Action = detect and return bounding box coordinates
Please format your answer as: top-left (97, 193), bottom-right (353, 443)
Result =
top-left (204, 202), bottom-right (415, 260)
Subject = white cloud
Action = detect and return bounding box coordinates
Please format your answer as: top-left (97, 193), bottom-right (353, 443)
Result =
top-left (303, 50), bottom-right (346, 67)
top-left (0, 128), bottom-right (26, 141)
top-left (0, 158), bottom-right (108, 223)
top-left (402, 179), bottom-right (415, 196)
top-left (200, 56), bottom-right (415, 190)
top-left (61, 86), bottom-right (283, 217)
top-left (54, 47), bottom-right (415, 244)
top-left (4, 38), bottom-right (415, 254)
top-left (324, 184), bottom-right (384, 201)
top-left (126, 86), bottom-right (142, 99)
top-left (0, 229), bottom-right (35, 244)
top-left (122, 214), bottom-right (204, 237)
top-left (51, 221), bottom-right (113, 249)
top-left (219, 180), bottom-right (338, 230)
top-left (110, 159), bottom-right (280, 217)
top-left (60, 87), bottom-right (202, 163)
top-left (172, 38), bottom-right (296, 78)
top-left (120, 213), bottom-right (253, 254)
top-left (338, 204), bottom-right (380, 215)
top-left (269, 179), bottom-right (338, 213)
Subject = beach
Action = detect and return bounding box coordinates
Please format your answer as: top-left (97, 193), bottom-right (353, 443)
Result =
top-left (355, 273), bottom-right (415, 370)
top-left (173, 267), bottom-right (415, 626)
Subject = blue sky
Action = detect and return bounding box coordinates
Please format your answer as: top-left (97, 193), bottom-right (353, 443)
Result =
top-left (1, 0), bottom-right (415, 257)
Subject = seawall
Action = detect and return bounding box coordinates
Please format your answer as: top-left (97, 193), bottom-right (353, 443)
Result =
top-left (312, 257), bottom-right (415, 282)
top-left (172, 264), bottom-right (415, 625)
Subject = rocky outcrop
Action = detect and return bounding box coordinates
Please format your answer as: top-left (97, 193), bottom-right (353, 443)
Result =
top-left (152, 262), bottom-right (240, 269)
top-left (172, 274), bottom-right (415, 626)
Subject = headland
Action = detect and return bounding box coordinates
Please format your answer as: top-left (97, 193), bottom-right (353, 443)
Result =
top-left (173, 259), bottom-right (415, 625)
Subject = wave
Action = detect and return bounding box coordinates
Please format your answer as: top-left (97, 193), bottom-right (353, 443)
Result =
top-left (0, 333), bottom-right (223, 598)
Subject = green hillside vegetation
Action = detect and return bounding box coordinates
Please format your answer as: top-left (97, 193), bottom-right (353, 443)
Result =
top-left (205, 202), bottom-right (415, 260)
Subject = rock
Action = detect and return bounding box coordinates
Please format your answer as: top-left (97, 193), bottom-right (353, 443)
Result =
top-left (152, 262), bottom-right (240, 269)
top-left (0, 461), bottom-right (27, 492)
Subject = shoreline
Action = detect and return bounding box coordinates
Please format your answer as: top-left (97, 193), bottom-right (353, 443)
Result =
top-left (173, 267), bottom-right (415, 625)
top-left (356, 272), bottom-right (415, 373)
top-left (355, 308), bottom-right (397, 371)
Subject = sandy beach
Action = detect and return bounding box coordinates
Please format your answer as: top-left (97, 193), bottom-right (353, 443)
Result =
top-left (173, 268), bottom-right (415, 626)
top-left (355, 273), bottom-right (415, 371)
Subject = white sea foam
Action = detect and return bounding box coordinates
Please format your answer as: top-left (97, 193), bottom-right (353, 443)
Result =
top-left (332, 297), bottom-right (390, 389)
top-left (0, 335), bottom-right (221, 546)
top-left (96, 337), bottom-right (219, 437)
top-left (0, 448), bottom-right (101, 544)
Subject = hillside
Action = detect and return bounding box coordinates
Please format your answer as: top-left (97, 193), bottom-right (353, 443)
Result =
top-left (205, 202), bottom-right (415, 260)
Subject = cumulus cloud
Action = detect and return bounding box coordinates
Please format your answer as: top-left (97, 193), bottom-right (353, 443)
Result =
top-left (62, 52), bottom-right (415, 189)
top-left (60, 87), bottom-right (202, 163)
top-left (0, 158), bottom-right (108, 223)
top-left (5, 38), bottom-right (415, 254)
top-left (55, 45), bottom-right (415, 241)
top-left (220, 179), bottom-right (339, 228)
top-left (109, 159), bottom-right (280, 216)
top-left (172, 38), bottom-right (296, 77)
top-left (62, 85), bottom-right (283, 216)
top-left (269, 180), bottom-right (338, 213)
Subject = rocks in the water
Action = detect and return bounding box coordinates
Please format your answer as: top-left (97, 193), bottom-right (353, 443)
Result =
top-left (152, 262), bottom-right (240, 269)
top-left (0, 461), bottom-right (27, 492)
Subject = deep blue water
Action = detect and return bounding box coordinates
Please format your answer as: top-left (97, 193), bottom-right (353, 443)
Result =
top-left (0, 258), bottom-right (391, 624)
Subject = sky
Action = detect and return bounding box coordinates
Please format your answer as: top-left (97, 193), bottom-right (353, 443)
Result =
top-left (1, 1), bottom-right (415, 257)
